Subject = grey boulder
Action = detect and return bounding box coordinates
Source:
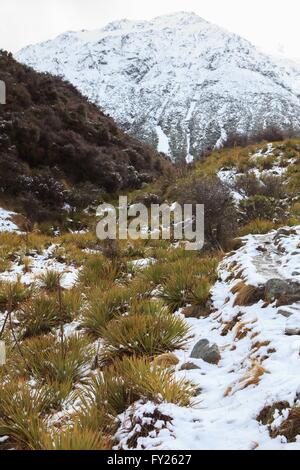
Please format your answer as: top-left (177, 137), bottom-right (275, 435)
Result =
top-left (265, 279), bottom-right (300, 304)
top-left (190, 339), bottom-right (221, 364)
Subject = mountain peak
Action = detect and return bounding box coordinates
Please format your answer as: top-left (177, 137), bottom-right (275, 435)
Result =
top-left (17, 15), bottom-right (300, 162)
top-left (153, 11), bottom-right (205, 22)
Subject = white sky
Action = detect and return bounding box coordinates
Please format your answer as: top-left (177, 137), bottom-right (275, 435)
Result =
top-left (1, 0), bottom-right (300, 59)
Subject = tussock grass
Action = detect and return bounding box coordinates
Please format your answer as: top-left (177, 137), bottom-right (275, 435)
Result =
top-left (100, 311), bottom-right (190, 363)
top-left (79, 255), bottom-right (121, 286)
top-left (232, 282), bottom-right (264, 307)
top-left (81, 286), bottom-right (131, 337)
top-left (38, 270), bottom-right (62, 292)
top-left (239, 219), bottom-right (276, 236)
top-left (42, 424), bottom-right (110, 450)
top-left (19, 335), bottom-right (93, 401)
top-left (129, 299), bottom-right (169, 317)
top-left (0, 246), bottom-right (12, 272)
top-left (158, 272), bottom-right (194, 311)
top-left (83, 356), bottom-right (194, 418)
top-left (0, 232), bottom-right (22, 252)
top-left (19, 289), bottom-right (81, 339)
top-left (141, 262), bottom-right (171, 286)
top-left (0, 279), bottom-right (32, 309)
top-left (0, 382), bottom-right (51, 450)
top-left (58, 232), bottom-right (97, 250)
top-left (129, 275), bottom-right (156, 299)
top-left (19, 295), bottom-right (59, 338)
top-left (187, 277), bottom-right (212, 307)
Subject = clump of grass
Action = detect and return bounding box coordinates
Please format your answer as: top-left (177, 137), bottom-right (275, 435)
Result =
top-left (79, 256), bottom-right (120, 286)
top-left (0, 247), bottom-right (11, 273)
top-left (61, 288), bottom-right (82, 319)
top-left (187, 277), bottom-right (211, 307)
top-left (19, 289), bottom-right (80, 339)
top-left (116, 356), bottom-right (194, 406)
top-left (239, 219), bottom-right (276, 236)
top-left (129, 299), bottom-right (169, 317)
top-left (85, 356), bottom-right (194, 417)
top-left (58, 232), bottom-right (97, 251)
top-left (141, 262), bottom-right (171, 286)
top-left (0, 279), bottom-right (32, 309)
top-left (100, 311), bottom-right (190, 363)
top-left (0, 381), bottom-right (52, 450)
top-left (157, 256), bottom-right (219, 311)
top-left (129, 275), bottom-right (156, 299)
top-left (38, 270), bottom-right (62, 292)
top-left (158, 271), bottom-right (194, 312)
top-left (22, 256), bottom-right (32, 274)
top-left (19, 295), bottom-right (59, 338)
top-left (81, 286), bottom-right (131, 337)
top-left (20, 335), bottom-right (93, 402)
top-left (42, 424), bottom-right (110, 450)
top-left (269, 406), bottom-right (300, 442)
top-left (25, 233), bottom-right (52, 253)
top-left (232, 282), bottom-right (264, 307)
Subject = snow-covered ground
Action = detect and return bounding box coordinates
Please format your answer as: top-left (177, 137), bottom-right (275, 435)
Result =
top-left (0, 208), bottom-right (20, 233)
top-left (217, 143), bottom-right (290, 203)
top-left (115, 226), bottom-right (300, 450)
top-left (0, 244), bottom-right (78, 289)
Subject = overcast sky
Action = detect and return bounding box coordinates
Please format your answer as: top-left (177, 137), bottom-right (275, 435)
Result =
top-left (1, 0), bottom-right (299, 59)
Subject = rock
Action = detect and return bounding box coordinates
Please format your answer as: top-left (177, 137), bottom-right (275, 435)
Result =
top-left (182, 305), bottom-right (210, 318)
top-left (278, 309), bottom-right (294, 318)
top-left (265, 279), bottom-right (290, 302)
top-left (285, 316), bottom-right (300, 336)
top-left (190, 339), bottom-right (221, 364)
top-left (265, 278), bottom-right (300, 305)
top-left (285, 328), bottom-right (300, 336)
top-left (180, 362), bottom-right (201, 371)
top-left (153, 353), bottom-right (179, 368)
top-left (257, 245), bottom-right (268, 253)
top-left (275, 228), bottom-right (297, 238)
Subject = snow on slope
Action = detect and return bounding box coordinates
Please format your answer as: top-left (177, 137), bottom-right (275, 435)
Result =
top-left (0, 208), bottom-right (20, 233)
top-left (0, 244), bottom-right (78, 289)
top-left (17, 12), bottom-right (300, 162)
top-left (115, 226), bottom-right (300, 450)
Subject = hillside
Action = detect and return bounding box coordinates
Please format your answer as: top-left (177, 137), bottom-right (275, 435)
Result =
top-left (0, 139), bottom-right (300, 450)
top-left (17, 12), bottom-right (300, 162)
top-left (0, 51), bottom-right (171, 224)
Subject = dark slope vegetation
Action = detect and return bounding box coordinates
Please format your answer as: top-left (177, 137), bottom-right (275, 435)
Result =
top-left (0, 51), bottom-right (172, 223)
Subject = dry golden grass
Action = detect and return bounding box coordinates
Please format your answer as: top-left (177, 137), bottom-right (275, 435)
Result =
top-left (232, 282), bottom-right (264, 307)
top-left (234, 322), bottom-right (252, 341)
top-left (238, 361), bottom-right (267, 391)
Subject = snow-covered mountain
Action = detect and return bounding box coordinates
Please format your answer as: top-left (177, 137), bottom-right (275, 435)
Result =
top-left (17, 11), bottom-right (300, 162)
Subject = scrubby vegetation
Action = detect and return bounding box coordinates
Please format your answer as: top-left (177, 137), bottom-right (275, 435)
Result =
top-left (0, 227), bottom-right (215, 450)
top-left (1, 103), bottom-right (300, 451)
top-left (0, 51), bottom-right (172, 225)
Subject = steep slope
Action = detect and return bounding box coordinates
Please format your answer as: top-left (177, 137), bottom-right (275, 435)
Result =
top-left (17, 12), bottom-right (300, 162)
top-left (0, 51), bottom-right (171, 223)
